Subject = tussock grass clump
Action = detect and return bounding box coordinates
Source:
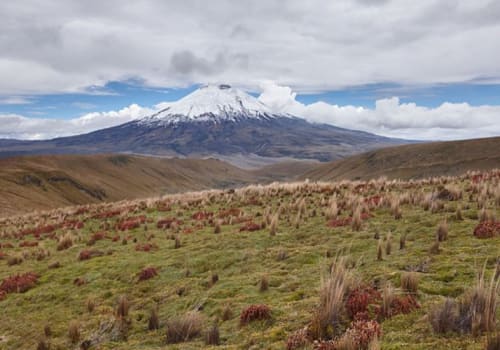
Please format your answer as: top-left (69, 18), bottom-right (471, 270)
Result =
top-left (351, 207), bottom-right (363, 231)
top-left (436, 220), bottom-right (448, 242)
top-left (7, 255), bottom-right (23, 266)
top-left (311, 256), bottom-right (352, 339)
top-left (68, 320), bottom-right (80, 344)
top-left (486, 333), bottom-right (500, 350)
top-left (377, 240), bottom-right (383, 261)
top-left (429, 298), bottom-right (458, 334)
top-left (429, 241), bottom-right (440, 255)
top-left (399, 233), bottom-right (406, 250)
top-left (116, 295), bottom-right (130, 319)
top-left (148, 306), bottom-right (160, 330)
top-left (86, 298), bottom-right (95, 313)
top-left (44, 324), bottom-right (52, 337)
top-left (174, 236), bottom-right (181, 249)
top-left (36, 339), bottom-right (49, 350)
top-left (269, 214), bottom-right (278, 236)
top-left (165, 312), bottom-right (203, 344)
top-left (56, 233), bottom-right (73, 251)
top-left (259, 275), bottom-right (269, 292)
top-left (385, 235), bottom-right (392, 256)
top-left (221, 305), bottom-right (233, 321)
top-left (213, 220), bottom-right (221, 234)
top-left (204, 323), bottom-right (220, 346)
top-left (400, 272), bottom-right (419, 294)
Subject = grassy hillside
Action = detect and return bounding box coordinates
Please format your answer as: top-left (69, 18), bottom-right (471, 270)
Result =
top-left (302, 137), bottom-right (500, 181)
top-left (0, 154), bottom-right (262, 217)
top-left (0, 170), bottom-right (498, 349)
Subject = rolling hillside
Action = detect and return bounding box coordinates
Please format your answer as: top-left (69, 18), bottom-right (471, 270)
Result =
top-left (0, 154), bottom-right (262, 217)
top-left (302, 136), bottom-right (500, 181)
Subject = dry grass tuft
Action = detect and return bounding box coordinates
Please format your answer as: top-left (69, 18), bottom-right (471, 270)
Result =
top-left (259, 275), bottom-right (269, 292)
top-left (116, 295), bottom-right (130, 319)
top-left (148, 306), bottom-right (160, 330)
top-left (165, 312), bottom-right (203, 344)
top-left (68, 320), bottom-right (80, 344)
top-left (436, 220), bottom-right (448, 242)
top-left (401, 272), bottom-right (419, 294)
top-left (204, 323), bottom-right (220, 346)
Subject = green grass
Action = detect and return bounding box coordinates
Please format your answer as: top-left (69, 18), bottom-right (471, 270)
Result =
top-left (0, 175), bottom-right (499, 349)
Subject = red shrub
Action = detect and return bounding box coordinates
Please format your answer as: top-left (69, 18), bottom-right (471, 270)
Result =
top-left (286, 328), bottom-right (309, 350)
top-left (116, 216), bottom-right (146, 231)
top-left (19, 240), bottom-right (39, 247)
top-left (240, 304), bottom-right (271, 325)
top-left (78, 249), bottom-right (104, 261)
top-left (365, 195), bottom-right (382, 206)
top-left (0, 272), bottom-right (38, 294)
top-left (346, 286), bottom-right (381, 320)
top-left (239, 222), bottom-right (262, 232)
top-left (111, 235), bottom-right (120, 242)
top-left (135, 243), bottom-right (157, 252)
top-left (138, 267), bottom-right (158, 281)
top-left (377, 294), bottom-right (420, 319)
top-left (0, 243), bottom-right (14, 249)
top-left (92, 209), bottom-right (121, 219)
top-left (91, 231), bottom-right (106, 241)
top-left (73, 277), bottom-right (86, 286)
top-left (344, 319), bottom-right (382, 348)
top-left (473, 221), bottom-right (500, 238)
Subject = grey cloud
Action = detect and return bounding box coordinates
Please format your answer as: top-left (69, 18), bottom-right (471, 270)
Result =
top-left (0, 0), bottom-right (499, 94)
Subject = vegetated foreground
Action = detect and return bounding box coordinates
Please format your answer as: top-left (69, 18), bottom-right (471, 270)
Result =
top-left (0, 170), bottom-right (499, 349)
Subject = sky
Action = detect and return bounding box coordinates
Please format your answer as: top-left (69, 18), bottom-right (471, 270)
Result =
top-left (0, 0), bottom-right (499, 140)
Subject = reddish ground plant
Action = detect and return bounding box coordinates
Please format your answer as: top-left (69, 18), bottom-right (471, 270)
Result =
top-left (116, 216), bottom-right (146, 231)
top-left (240, 304), bottom-right (271, 325)
top-left (112, 235), bottom-right (120, 242)
top-left (0, 272), bottom-right (38, 294)
top-left (90, 231), bottom-right (106, 241)
top-left (73, 277), bottom-right (86, 286)
top-left (135, 243), bottom-right (158, 252)
top-left (92, 209), bottom-right (121, 219)
top-left (378, 294), bottom-right (420, 319)
top-left (78, 249), bottom-right (104, 261)
top-left (346, 286), bottom-right (382, 320)
top-left (473, 221), bottom-right (500, 238)
top-left (0, 243), bottom-right (14, 249)
top-left (286, 328), bottom-right (309, 350)
top-left (239, 222), bottom-right (262, 232)
top-left (138, 267), bottom-right (158, 281)
top-left (19, 240), bottom-right (38, 247)
top-left (343, 319), bottom-right (382, 348)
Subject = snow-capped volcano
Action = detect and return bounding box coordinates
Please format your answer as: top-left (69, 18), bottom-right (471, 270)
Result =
top-left (0, 84), bottom-right (407, 163)
top-left (140, 84), bottom-right (283, 125)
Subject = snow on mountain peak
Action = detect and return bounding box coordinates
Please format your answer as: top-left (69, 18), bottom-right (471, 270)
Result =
top-left (139, 84), bottom-right (283, 125)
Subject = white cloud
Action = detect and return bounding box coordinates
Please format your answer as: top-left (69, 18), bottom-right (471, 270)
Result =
top-left (0, 104), bottom-right (153, 140)
top-left (258, 82), bottom-right (500, 140)
top-left (1, 82), bottom-right (499, 141)
top-left (0, 1), bottom-right (499, 94)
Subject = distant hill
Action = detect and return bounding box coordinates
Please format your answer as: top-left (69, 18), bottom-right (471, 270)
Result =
top-left (0, 154), bottom-right (263, 216)
top-left (302, 136), bottom-right (500, 181)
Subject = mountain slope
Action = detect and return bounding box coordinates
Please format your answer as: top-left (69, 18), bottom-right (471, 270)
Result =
top-left (302, 136), bottom-right (500, 181)
top-left (0, 154), bottom-right (261, 216)
top-left (0, 85), bottom-right (405, 162)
